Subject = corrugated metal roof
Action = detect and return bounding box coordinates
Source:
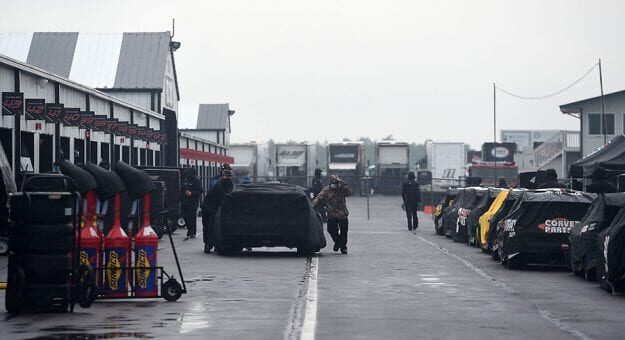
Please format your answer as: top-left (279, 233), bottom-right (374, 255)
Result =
top-left (196, 104), bottom-right (230, 130)
top-left (27, 32), bottom-right (78, 78)
top-left (0, 31), bottom-right (171, 90)
top-left (0, 32), bottom-right (33, 62)
top-left (69, 33), bottom-right (123, 88)
top-left (114, 32), bottom-right (169, 89)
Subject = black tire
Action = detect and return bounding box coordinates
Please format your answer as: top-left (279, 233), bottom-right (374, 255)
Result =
top-left (5, 266), bottom-right (25, 314)
top-left (152, 224), bottom-right (164, 239)
top-left (491, 248), bottom-right (500, 262)
top-left (297, 248), bottom-right (314, 256)
top-left (0, 237), bottom-right (9, 256)
top-left (162, 279), bottom-right (183, 302)
top-left (77, 265), bottom-right (96, 308)
top-left (506, 255), bottom-right (524, 270)
top-left (215, 245), bottom-right (242, 256)
top-left (584, 267), bottom-right (597, 282)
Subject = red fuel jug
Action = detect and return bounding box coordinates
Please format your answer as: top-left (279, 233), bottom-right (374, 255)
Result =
top-left (134, 193), bottom-right (159, 297)
top-left (104, 194), bottom-right (130, 297)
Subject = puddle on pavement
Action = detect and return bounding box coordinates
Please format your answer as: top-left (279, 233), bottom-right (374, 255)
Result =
top-left (185, 275), bottom-right (216, 284)
top-left (178, 298), bottom-right (211, 334)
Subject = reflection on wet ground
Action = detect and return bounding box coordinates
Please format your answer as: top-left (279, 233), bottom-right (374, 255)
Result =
top-left (25, 332), bottom-right (153, 339)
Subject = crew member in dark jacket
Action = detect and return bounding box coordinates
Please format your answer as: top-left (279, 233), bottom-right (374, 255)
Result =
top-left (586, 168), bottom-right (617, 194)
top-left (181, 167), bottom-right (203, 239)
top-left (201, 168), bottom-right (234, 253)
top-left (312, 175), bottom-right (351, 254)
top-left (538, 169), bottom-right (567, 189)
top-left (311, 168), bottom-right (326, 222)
top-left (401, 171), bottom-right (421, 232)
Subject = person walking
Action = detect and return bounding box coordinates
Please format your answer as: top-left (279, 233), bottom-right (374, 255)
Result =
top-left (181, 167), bottom-right (203, 239)
top-left (586, 168), bottom-right (617, 194)
top-left (312, 175), bottom-right (351, 254)
top-left (311, 168), bottom-right (327, 222)
top-left (401, 171), bottom-right (421, 232)
top-left (201, 168), bottom-right (234, 253)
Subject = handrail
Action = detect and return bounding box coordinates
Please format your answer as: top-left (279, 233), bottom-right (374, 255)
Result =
top-left (533, 131), bottom-right (580, 169)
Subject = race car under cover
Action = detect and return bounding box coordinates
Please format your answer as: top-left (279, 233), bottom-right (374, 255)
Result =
top-left (496, 190), bottom-right (595, 269)
top-left (213, 183), bottom-right (326, 255)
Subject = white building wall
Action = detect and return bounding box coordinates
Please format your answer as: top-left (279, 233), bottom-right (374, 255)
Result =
top-left (111, 92), bottom-right (151, 111)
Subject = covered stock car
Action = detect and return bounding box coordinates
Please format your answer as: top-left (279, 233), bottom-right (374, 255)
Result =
top-left (496, 190), bottom-right (595, 269)
top-left (484, 189), bottom-right (526, 258)
top-left (442, 189), bottom-right (468, 238)
top-left (597, 205), bottom-right (625, 292)
top-left (434, 188), bottom-right (459, 236)
top-left (477, 189), bottom-right (509, 249)
top-left (453, 188), bottom-right (488, 243)
top-left (213, 183), bottom-right (326, 255)
top-left (569, 193), bottom-right (625, 281)
top-left (466, 188), bottom-right (503, 246)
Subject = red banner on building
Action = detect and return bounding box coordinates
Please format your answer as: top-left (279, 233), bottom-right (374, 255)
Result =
top-left (179, 148), bottom-right (234, 164)
top-left (25, 99), bottom-right (45, 120)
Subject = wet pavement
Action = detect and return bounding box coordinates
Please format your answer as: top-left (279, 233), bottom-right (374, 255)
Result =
top-left (1, 196), bottom-right (625, 339)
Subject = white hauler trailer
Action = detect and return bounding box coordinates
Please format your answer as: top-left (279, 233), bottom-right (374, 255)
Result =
top-left (376, 141), bottom-right (409, 194)
top-left (275, 143), bottom-right (309, 188)
top-left (327, 142), bottom-right (365, 194)
top-left (426, 141), bottom-right (466, 188)
top-left (230, 143), bottom-right (258, 183)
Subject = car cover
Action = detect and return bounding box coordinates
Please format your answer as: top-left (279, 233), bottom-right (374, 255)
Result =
top-left (434, 188), bottom-right (459, 234)
top-left (497, 190), bottom-right (595, 264)
top-left (140, 168), bottom-right (181, 218)
top-left (80, 162), bottom-right (125, 200)
top-left (478, 190), bottom-right (509, 248)
top-left (214, 183), bottom-right (326, 251)
top-left (114, 161), bottom-right (155, 200)
top-left (484, 189), bottom-right (526, 252)
top-left (442, 189), bottom-right (468, 238)
top-left (466, 188), bottom-right (502, 246)
top-left (58, 159), bottom-right (97, 194)
top-left (454, 188), bottom-right (488, 243)
top-left (596, 205), bottom-right (625, 291)
top-left (569, 193), bottom-right (625, 274)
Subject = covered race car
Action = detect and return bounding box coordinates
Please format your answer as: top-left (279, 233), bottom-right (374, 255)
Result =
top-left (597, 206), bottom-right (625, 292)
top-left (434, 188), bottom-right (459, 236)
top-left (496, 190), bottom-right (595, 269)
top-left (453, 188), bottom-right (488, 243)
top-left (466, 188), bottom-right (503, 246)
top-left (442, 188), bottom-right (468, 238)
top-left (477, 189), bottom-right (509, 250)
top-left (569, 193), bottom-right (625, 281)
top-left (213, 183), bottom-right (326, 255)
top-left (485, 189), bottom-right (526, 258)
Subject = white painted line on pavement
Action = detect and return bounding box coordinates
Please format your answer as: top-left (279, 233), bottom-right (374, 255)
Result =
top-left (393, 222), bottom-right (593, 340)
top-left (301, 256), bottom-right (319, 340)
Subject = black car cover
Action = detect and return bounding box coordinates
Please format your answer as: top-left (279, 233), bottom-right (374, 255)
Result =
top-left (596, 205), bottom-right (625, 291)
top-left (80, 162), bottom-right (125, 200)
top-left (114, 161), bottom-right (155, 200)
top-left (58, 160), bottom-right (97, 194)
top-left (443, 189), bottom-right (468, 238)
top-left (454, 188), bottom-right (488, 243)
top-left (435, 188), bottom-right (459, 233)
top-left (213, 183), bottom-right (326, 251)
top-left (485, 189), bottom-right (526, 252)
top-left (497, 190), bottom-right (595, 264)
top-left (569, 193), bottom-right (625, 274)
top-left (466, 188), bottom-right (502, 246)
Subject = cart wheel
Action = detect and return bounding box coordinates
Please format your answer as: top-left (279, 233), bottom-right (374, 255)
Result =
top-left (162, 279), bottom-right (183, 302)
top-left (5, 266), bottom-right (25, 314)
top-left (177, 217), bottom-right (186, 229)
top-left (0, 237), bottom-right (9, 256)
top-left (78, 265), bottom-right (96, 308)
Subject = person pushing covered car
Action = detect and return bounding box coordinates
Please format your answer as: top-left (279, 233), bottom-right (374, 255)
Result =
top-left (312, 175), bottom-right (351, 254)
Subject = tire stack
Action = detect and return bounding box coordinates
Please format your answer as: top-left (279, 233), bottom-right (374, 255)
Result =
top-left (6, 190), bottom-right (79, 313)
top-left (149, 180), bottom-right (167, 238)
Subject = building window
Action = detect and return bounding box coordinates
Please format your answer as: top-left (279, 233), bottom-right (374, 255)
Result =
top-left (588, 113), bottom-right (614, 135)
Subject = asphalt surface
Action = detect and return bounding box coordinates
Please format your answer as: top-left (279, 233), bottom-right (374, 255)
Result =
top-left (1, 195), bottom-right (625, 339)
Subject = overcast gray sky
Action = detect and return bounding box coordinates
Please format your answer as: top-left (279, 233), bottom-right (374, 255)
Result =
top-left (2, 0), bottom-right (625, 148)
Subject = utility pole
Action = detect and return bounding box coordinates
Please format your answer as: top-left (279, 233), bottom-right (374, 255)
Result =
top-left (493, 82), bottom-right (497, 184)
top-left (599, 58), bottom-right (607, 145)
